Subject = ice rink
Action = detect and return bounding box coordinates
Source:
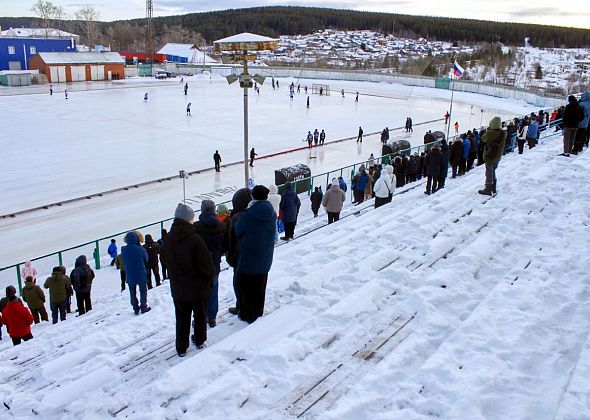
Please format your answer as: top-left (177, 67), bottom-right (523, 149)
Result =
top-left (0, 75), bottom-right (538, 268)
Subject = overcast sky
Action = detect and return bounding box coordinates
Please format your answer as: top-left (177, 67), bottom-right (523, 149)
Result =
top-left (1, 0), bottom-right (589, 29)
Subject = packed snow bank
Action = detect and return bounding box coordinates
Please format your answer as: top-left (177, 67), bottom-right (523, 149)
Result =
top-left (1, 131), bottom-right (589, 419)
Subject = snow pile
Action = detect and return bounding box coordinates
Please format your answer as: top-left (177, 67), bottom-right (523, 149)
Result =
top-left (1, 130), bottom-right (589, 419)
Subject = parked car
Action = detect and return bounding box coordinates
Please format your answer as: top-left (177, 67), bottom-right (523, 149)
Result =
top-left (155, 70), bottom-right (169, 79)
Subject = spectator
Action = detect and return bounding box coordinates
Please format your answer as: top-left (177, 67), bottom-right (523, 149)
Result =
top-left (164, 203), bottom-right (215, 356)
top-left (143, 234), bottom-right (161, 288)
top-left (279, 181), bottom-right (301, 240)
top-left (373, 168), bottom-right (394, 208)
top-left (439, 139), bottom-right (450, 189)
top-left (194, 200), bottom-right (228, 328)
top-left (21, 276), bottom-right (48, 323)
top-left (158, 229), bottom-right (168, 280)
top-left (364, 170), bottom-right (374, 202)
top-left (517, 120), bottom-right (529, 154)
top-left (352, 165), bottom-right (369, 205)
top-left (310, 186), bottom-right (323, 217)
top-left (108, 239), bottom-right (118, 266)
top-left (0, 286), bottom-right (34, 346)
top-left (115, 253), bottom-right (126, 292)
top-left (235, 185), bottom-right (277, 323)
top-left (268, 184), bottom-right (281, 240)
top-left (574, 91), bottom-right (590, 154)
top-left (449, 137), bottom-right (462, 178)
top-left (460, 135), bottom-right (471, 175)
top-left (338, 176), bottom-right (348, 193)
top-left (467, 132), bottom-right (478, 170)
top-left (322, 179), bottom-right (346, 223)
top-left (424, 144), bottom-right (444, 195)
top-left (478, 117), bottom-right (508, 196)
top-left (21, 261), bottom-right (38, 284)
top-left (122, 231), bottom-right (150, 315)
top-left (70, 255), bottom-right (95, 316)
top-left (44, 267), bottom-right (71, 324)
top-left (226, 189), bottom-right (252, 316)
top-left (527, 119), bottom-right (539, 150)
top-left (562, 95), bottom-right (585, 156)
top-left (406, 155), bottom-right (418, 184)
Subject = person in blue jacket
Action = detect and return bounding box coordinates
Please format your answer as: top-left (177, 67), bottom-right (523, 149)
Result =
top-left (235, 185), bottom-right (277, 323)
top-left (121, 232), bottom-right (150, 315)
top-left (526, 119), bottom-right (539, 150)
top-left (279, 182), bottom-right (301, 241)
top-left (108, 239), bottom-right (117, 266)
top-left (459, 135), bottom-right (471, 175)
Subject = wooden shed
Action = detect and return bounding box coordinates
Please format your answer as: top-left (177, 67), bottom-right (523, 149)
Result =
top-left (29, 52), bottom-right (125, 83)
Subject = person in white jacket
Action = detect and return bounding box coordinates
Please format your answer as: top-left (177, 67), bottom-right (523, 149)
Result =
top-left (268, 184), bottom-right (281, 241)
top-left (373, 168), bottom-right (395, 208)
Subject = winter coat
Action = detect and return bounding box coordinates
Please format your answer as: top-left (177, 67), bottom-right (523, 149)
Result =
top-left (518, 124), bottom-right (529, 139)
top-left (354, 171), bottom-right (369, 192)
top-left (21, 261), bottom-right (38, 282)
top-left (267, 184), bottom-right (281, 216)
top-left (310, 190), bottom-right (323, 210)
top-left (70, 256), bottom-right (95, 294)
top-left (163, 218), bottom-right (215, 301)
top-left (322, 185), bottom-right (346, 213)
top-left (406, 157), bottom-right (418, 174)
top-left (234, 200), bottom-right (276, 275)
top-left (115, 254), bottom-right (125, 272)
top-left (339, 179), bottom-right (347, 192)
top-left (440, 141), bottom-right (450, 178)
top-left (449, 140), bottom-right (462, 166)
top-left (279, 183), bottom-right (301, 224)
top-left (107, 243), bottom-right (118, 259)
top-left (481, 129), bottom-right (507, 164)
top-left (373, 168), bottom-right (394, 198)
top-left (227, 188), bottom-right (252, 268)
top-left (43, 270), bottom-right (71, 303)
top-left (1, 299), bottom-right (33, 338)
top-left (194, 211), bottom-right (228, 273)
top-left (461, 138), bottom-right (471, 159)
top-left (563, 100), bottom-right (584, 128)
top-left (122, 232), bottom-right (148, 286)
top-left (468, 134), bottom-right (478, 153)
top-left (425, 149), bottom-right (444, 177)
top-left (527, 121), bottom-right (539, 139)
top-left (22, 279), bottom-right (46, 310)
top-left (143, 235), bottom-right (161, 268)
top-left (579, 91), bottom-right (590, 129)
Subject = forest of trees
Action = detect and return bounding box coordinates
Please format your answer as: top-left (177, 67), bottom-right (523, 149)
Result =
top-left (1, 6), bottom-right (589, 50)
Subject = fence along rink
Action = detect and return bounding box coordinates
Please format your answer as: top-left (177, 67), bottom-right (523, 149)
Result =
top-left (311, 83), bottom-right (330, 95)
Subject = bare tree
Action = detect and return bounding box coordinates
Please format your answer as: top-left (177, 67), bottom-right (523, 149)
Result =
top-left (74, 5), bottom-right (102, 47)
top-left (31, 0), bottom-right (65, 38)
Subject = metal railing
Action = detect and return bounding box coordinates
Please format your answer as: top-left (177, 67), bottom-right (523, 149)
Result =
top-left (0, 115), bottom-right (564, 293)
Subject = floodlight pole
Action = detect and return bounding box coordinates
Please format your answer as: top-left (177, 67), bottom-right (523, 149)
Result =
top-left (243, 51), bottom-right (250, 189)
top-left (446, 74), bottom-right (455, 140)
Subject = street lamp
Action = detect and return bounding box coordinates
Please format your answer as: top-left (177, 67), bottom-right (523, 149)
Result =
top-left (214, 33), bottom-right (279, 188)
top-left (179, 170), bottom-right (187, 204)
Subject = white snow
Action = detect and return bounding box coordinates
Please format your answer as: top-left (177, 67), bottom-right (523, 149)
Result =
top-left (1, 125), bottom-right (589, 419)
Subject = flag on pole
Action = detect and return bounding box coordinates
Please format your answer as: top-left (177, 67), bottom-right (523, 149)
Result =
top-left (453, 60), bottom-right (464, 78)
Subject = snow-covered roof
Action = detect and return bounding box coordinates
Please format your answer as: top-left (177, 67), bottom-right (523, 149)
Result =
top-left (36, 52), bottom-right (124, 65)
top-left (214, 33), bottom-right (279, 44)
top-left (1, 27), bottom-right (79, 39)
top-left (157, 43), bottom-right (218, 64)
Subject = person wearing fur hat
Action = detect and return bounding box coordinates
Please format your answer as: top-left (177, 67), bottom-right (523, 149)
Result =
top-left (194, 200), bottom-right (228, 328)
top-left (235, 185), bottom-right (277, 323)
top-left (122, 231), bottom-right (150, 315)
top-left (163, 203), bottom-right (215, 356)
top-left (478, 117), bottom-right (507, 196)
top-left (322, 178), bottom-right (346, 223)
top-left (1, 286), bottom-right (34, 346)
top-left (227, 188), bottom-right (252, 315)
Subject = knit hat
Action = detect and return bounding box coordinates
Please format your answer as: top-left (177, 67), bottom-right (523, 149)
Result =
top-left (201, 199), bottom-right (216, 214)
top-left (174, 203), bottom-right (195, 222)
top-left (489, 117), bottom-right (502, 130)
top-left (6, 285), bottom-right (16, 298)
top-left (252, 185), bottom-right (270, 200)
top-left (217, 203), bottom-right (229, 215)
top-left (331, 178), bottom-right (338, 187)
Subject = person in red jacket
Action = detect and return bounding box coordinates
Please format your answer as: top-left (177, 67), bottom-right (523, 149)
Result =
top-left (1, 286), bottom-right (34, 346)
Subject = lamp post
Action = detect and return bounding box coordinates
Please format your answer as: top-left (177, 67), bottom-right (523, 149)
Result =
top-left (214, 33), bottom-right (279, 188)
top-left (179, 170), bottom-right (186, 204)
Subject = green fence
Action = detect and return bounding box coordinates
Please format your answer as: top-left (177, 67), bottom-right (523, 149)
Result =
top-left (0, 116), bottom-right (564, 293)
top-left (435, 77), bottom-right (451, 90)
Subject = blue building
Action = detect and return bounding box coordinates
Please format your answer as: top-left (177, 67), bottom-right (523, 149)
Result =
top-left (0, 28), bottom-right (78, 71)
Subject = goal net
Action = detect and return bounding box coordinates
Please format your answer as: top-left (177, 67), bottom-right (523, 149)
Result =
top-left (311, 84), bottom-right (330, 96)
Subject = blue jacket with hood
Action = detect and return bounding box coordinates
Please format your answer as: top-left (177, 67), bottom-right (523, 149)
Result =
top-left (121, 232), bottom-right (148, 286)
top-left (235, 200), bottom-right (276, 275)
top-left (579, 91), bottom-right (590, 129)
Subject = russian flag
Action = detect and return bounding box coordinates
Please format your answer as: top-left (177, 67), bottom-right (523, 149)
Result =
top-left (453, 60), bottom-right (464, 78)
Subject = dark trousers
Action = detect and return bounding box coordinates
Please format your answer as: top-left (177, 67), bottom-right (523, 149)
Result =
top-left (147, 264), bottom-right (161, 288)
top-left (353, 189), bottom-right (364, 204)
top-left (327, 212), bottom-right (340, 224)
top-left (451, 165), bottom-right (458, 178)
top-left (459, 158), bottom-right (467, 174)
top-left (120, 270), bottom-right (126, 291)
top-left (517, 139), bottom-right (526, 154)
top-left (283, 221), bottom-right (295, 239)
top-left (129, 283), bottom-right (148, 313)
top-left (50, 300), bottom-right (67, 324)
top-left (174, 298), bottom-right (208, 353)
top-left (573, 128), bottom-right (586, 153)
top-left (426, 176), bottom-right (439, 193)
top-left (311, 206), bottom-right (320, 217)
top-left (31, 306), bottom-right (48, 324)
top-left (527, 136), bottom-right (536, 149)
top-left (214, 161), bottom-right (220, 171)
top-left (233, 269), bottom-right (240, 309)
top-left (467, 152), bottom-right (477, 171)
top-left (11, 333), bottom-right (33, 346)
top-left (237, 272), bottom-right (268, 323)
top-left (76, 291), bottom-right (92, 315)
top-left (249, 158), bottom-right (254, 167)
top-left (439, 176), bottom-right (447, 189)
top-left (375, 196), bottom-right (389, 208)
top-left (161, 260), bottom-right (168, 280)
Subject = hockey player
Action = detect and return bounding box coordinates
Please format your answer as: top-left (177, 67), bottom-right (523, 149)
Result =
top-left (307, 131), bottom-right (313, 148)
top-left (186, 103), bottom-right (192, 116)
top-left (341, 89), bottom-right (345, 98)
top-left (144, 92), bottom-right (148, 102)
top-left (313, 129), bottom-right (319, 146)
top-left (320, 129), bottom-right (326, 145)
top-left (49, 84), bottom-right (53, 95)
top-left (307, 96), bottom-right (310, 108)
